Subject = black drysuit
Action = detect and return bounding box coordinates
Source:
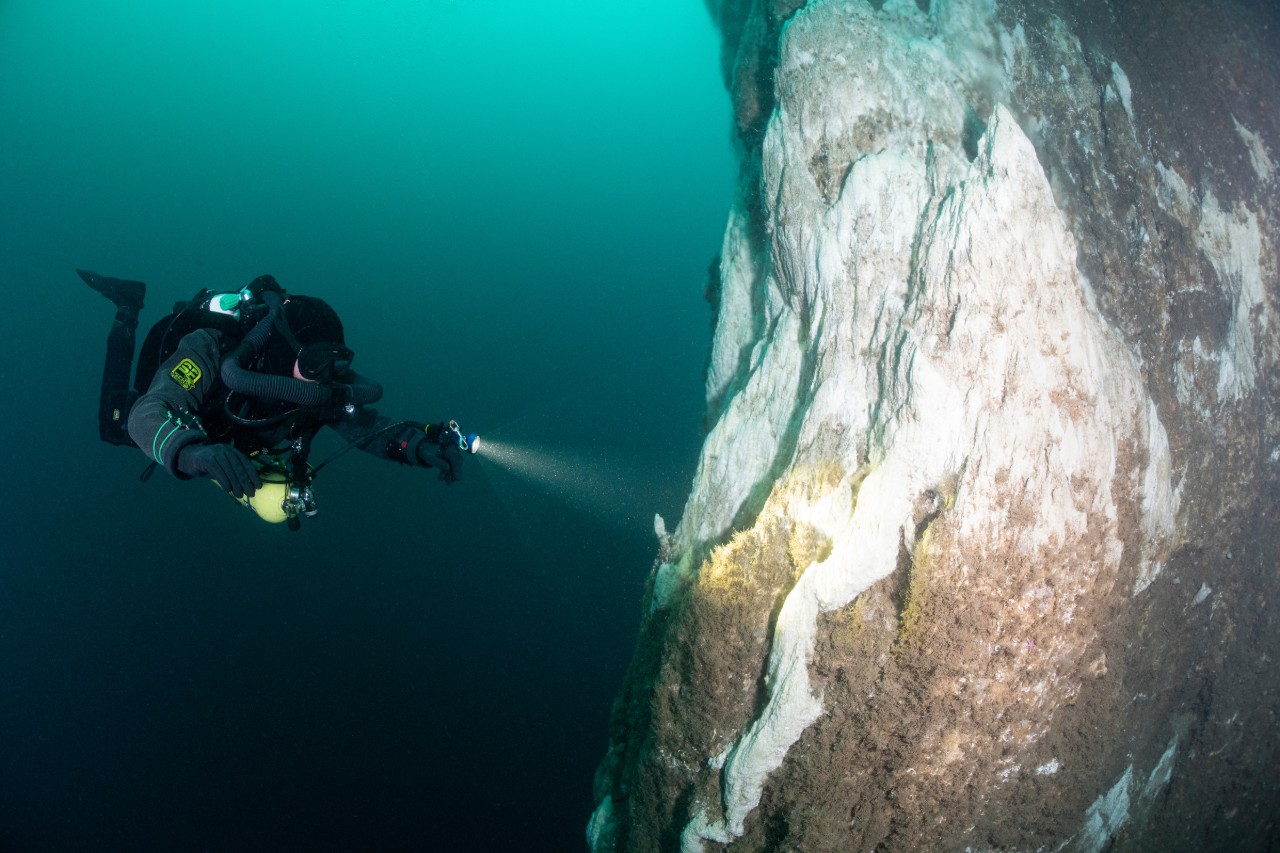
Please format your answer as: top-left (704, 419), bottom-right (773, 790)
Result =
top-left (128, 327), bottom-right (446, 484)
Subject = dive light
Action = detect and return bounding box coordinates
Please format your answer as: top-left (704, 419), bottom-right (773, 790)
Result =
top-left (439, 419), bottom-right (481, 455)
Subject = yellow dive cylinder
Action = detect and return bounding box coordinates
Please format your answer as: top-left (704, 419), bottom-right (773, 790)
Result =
top-left (211, 457), bottom-right (317, 527)
top-left (237, 467), bottom-right (292, 523)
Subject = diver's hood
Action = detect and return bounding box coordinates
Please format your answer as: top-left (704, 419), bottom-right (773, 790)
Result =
top-left (220, 289), bottom-right (382, 407)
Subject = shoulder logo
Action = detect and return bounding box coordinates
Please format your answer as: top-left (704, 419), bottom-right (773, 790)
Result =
top-left (169, 358), bottom-right (202, 391)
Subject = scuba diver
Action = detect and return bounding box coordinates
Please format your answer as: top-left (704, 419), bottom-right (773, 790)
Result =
top-left (81, 268), bottom-right (477, 530)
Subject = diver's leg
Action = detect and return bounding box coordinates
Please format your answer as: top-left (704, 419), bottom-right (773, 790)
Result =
top-left (80, 270), bottom-right (146, 446)
top-left (98, 307), bottom-right (140, 444)
top-left (79, 268), bottom-right (145, 311)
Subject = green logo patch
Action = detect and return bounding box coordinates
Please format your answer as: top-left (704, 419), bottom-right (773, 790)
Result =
top-left (169, 358), bottom-right (202, 390)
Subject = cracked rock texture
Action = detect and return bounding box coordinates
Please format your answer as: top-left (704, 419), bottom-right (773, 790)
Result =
top-left (591, 1), bottom-right (1280, 850)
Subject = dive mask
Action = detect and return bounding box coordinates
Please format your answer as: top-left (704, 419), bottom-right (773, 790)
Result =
top-left (297, 341), bottom-right (354, 383)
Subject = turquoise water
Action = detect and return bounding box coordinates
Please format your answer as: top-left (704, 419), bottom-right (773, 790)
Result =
top-left (0, 2), bottom-right (734, 850)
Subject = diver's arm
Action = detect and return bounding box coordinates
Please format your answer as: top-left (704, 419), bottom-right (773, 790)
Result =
top-left (126, 329), bottom-right (225, 477)
top-left (326, 407), bottom-right (462, 481)
top-left (327, 406), bottom-right (437, 466)
top-left (340, 412), bottom-right (463, 485)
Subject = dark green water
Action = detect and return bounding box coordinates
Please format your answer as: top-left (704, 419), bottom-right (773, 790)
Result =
top-left (0, 2), bottom-right (734, 850)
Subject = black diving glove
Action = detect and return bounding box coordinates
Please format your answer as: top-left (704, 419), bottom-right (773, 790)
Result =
top-left (178, 443), bottom-right (262, 499)
top-left (439, 442), bottom-right (464, 484)
top-left (416, 441), bottom-right (463, 485)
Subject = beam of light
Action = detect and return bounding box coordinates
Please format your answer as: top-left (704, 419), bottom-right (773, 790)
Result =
top-left (476, 436), bottom-right (661, 529)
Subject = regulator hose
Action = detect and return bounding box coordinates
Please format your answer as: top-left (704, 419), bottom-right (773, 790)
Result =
top-left (219, 289), bottom-right (382, 406)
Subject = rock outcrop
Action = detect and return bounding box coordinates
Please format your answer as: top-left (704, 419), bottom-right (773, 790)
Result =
top-left (592, 1), bottom-right (1279, 850)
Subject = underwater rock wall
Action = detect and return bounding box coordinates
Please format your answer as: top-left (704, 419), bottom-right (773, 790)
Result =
top-left (592, 1), bottom-right (1279, 850)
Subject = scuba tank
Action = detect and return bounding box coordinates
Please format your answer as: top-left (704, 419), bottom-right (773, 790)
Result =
top-left (236, 463), bottom-right (318, 527)
top-left (205, 431), bottom-right (319, 530)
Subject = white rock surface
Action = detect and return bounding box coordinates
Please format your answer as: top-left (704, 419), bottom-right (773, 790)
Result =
top-left (591, 0), bottom-right (1279, 849)
top-left (667, 2), bottom-right (1175, 844)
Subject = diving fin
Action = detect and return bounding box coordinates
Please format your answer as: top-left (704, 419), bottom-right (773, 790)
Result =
top-left (78, 268), bottom-right (146, 312)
